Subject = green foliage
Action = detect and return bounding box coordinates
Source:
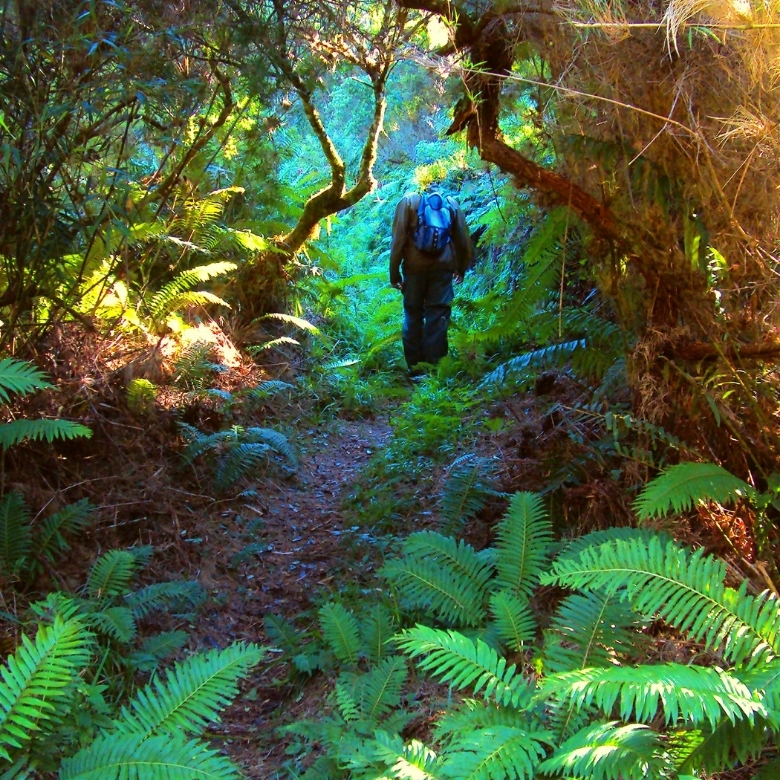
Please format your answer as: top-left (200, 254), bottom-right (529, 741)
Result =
top-left (0, 617), bottom-right (92, 762)
top-left (179, 422), bottom-right (298, 492)
top-left (0, 358), bottom-right (91, 449)
top-left (319, 603), bottom-right (361, 667)
top-left (494, 492), bottom-right (553, 599)
top-left (439, 454), bottom-right (502, 534)
top-left (0, 494), bottom-right (93, 578)
top-left (0, 609), bottom-right (262, 778)
top-left (544, 534), bottom-right (780, 667)
top-left (633, 461), bottom-right (756, 519)
top-left (114, 643), bottom-right (264, 738)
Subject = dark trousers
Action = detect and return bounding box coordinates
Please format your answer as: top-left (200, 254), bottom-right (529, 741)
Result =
top-left (402, 269), bottom-right (454, 369)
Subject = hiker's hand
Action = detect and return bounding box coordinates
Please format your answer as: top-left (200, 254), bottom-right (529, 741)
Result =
top-left (454, 274), bottom-right (463, 284)
top-left (392, 281), bottom-right (404, 292)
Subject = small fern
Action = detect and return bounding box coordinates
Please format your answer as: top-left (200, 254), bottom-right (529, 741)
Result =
top-left (494, 492), bottom-right (553, 599)
top-left (87, 550), bottom-right (137, 598)
top-left (0, 492), bottom-right (31, 575)
top-left (319, 603), bottom-right (361, 666)
top-left (634, 461), bottom-right (756, 520)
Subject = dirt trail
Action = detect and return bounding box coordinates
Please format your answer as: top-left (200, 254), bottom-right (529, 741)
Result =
top-left (194, 416), bottom-right (394, 777)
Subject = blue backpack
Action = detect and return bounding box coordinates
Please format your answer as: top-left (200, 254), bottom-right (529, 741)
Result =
top-left (412, 192), bottom-right (453, 254)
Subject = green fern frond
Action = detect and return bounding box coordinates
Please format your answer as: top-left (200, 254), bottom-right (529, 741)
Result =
top-left (114, 642), bottom-right (264, 739)
top-left (672, 717), bottom-right (769, 775)
top-left (0, 617), bottom-right (92, 762)
top-left (0, 419), bottom-right (92, 449)
top-left (0, 359), bottom-right (52, 402)
top-left (148, 262), bottom-right (236, 322)
top-left (319, 603), bottom-right (361, 666)
top-left (263, 614), bottom-right (304, 656)
top-left (489, 590), bottom-right (536, 652)
top-left (402, 531), bottom-right (494, 593)
top-left (380, 556), bottom-right (485, 627)
top-left (558, 526), bottom-right (667, 562)
top-left (634, 462), bottom-right (756, 520)
top-left (88, 606), bottom-right (137, 644)
top-left (0, 492), bottom-right (31, 574)
top-left (439, 455), bottom-right (500, 533)
top-left (359, 604), bottom-right (397, 663)
top-left (543, 535), bottom-right (780, 667)
top-left (124, 581), bottom-right (203, 619)
top-left (544, 590), bottom-right (645, 675)
top-left (259, 313), bottom-right (321, 336)
top-left (87, 550), bottom-right (137, 598)
top-left (482, 340), bottom-right (584, 389)
top-left (541, 663), bottom-right (764, 730)
top-left (371, 731), bottom-right (440, 780)
top-left (395, 626), bottom-right (527, 707)
top-left (243, 380), bottom-right (294, 404)
top-left (494, 492), bottom-right (553, 599)
top-left (335, 657), bottom-right (407, 724)
top-left (36, 499), bottom-right (93, 563)
top-left (128, 631), bottom-right (190, 672)
top-left (59, 732), bottom-right (241, 780)
top-left (537, 721), bottom-right (668, 780)
top-left (477, 208), bottom-right (568, 345)
top-left (434, 699), bottom-right (535, 744)
top-left (439, 725), bottom-right (550, 780)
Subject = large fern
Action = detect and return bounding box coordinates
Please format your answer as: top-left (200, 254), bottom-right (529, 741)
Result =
top-left (395, 625), bottom-right (528, 707)
top-left (543, 534), bottom-right (780, 667)
top-left (113, 642), bottom-right (264, 739)
top-left (540, 663), bottom-right (763, 729)
top-left (494, 492), bottom-right (553, 599)
top-left (0, 617), bottom-right (92, 762)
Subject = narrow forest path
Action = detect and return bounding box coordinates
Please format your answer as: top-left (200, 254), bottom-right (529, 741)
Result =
top-left (193, 415), bottom-right (396, 777)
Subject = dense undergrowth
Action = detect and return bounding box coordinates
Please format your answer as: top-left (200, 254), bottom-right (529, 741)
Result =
top-left (2, 1), bottom-right (780, 779)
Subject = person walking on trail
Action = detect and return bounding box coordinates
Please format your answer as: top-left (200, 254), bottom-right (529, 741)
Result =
top-left (389, 187), bottom-right (474, 374)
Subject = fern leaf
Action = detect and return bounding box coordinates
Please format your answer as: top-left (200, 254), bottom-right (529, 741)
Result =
top-left (543, 535), bottom-right (780, 667)
top-left (440, 725), bottom-right (550, 780)
top-left (243, 380), bottom-right (294, 403)
top-left (0, 492), bottom-right (31, 574)
top-left (494, 492), bottom-right (553, 599)
top-left (440, 455), bottom-right (499, 532)
top-left (537, 721), bottom-right (668, 780)
top-left (395, 626), bottom-right (527, 707)
top-left (148, 262), bottom-right (236, 322)
top-left (634, 462), bottom-right (756, 519)
top-left (489, 591), bottom-right (536, 652)
top-left (319, 603), bottom-right (361, 666)
top-left (263, 614), bottom-right (304, 656)
top-left (544, 590), bottom-right (644, 675)
top-left (113, 642), bottom-right (264, 739)
top-left (88, 606), bottom-right (137, 644)
top-left (60, 732), bottom-right (240, 780)
top-left (359, 604), bottom-right (397, 663)
top-left (124, 581), bottom-right (203, 619)
top-left (541, 663), bottom-right (764, 730)
top-left (482, 340), bottom-right (585, 390)
top-left (335, 657), bottom-right (407, 724)
top-left (0, 359), bottom-right (52, 402)
top-left (0, 419), bottom-right (91, 449)
top-left (0, 618), bottom-right (91, 761)
top-left (371, 731), bottom-right (440, 780)
top-left (87, 550), bottom-right (136, 598)
top-left (259, 312), bottom-right (321, 335)
top-left (434, 699), bottom-right (535, 744)
top-left (128, 631), bottom-right (190, 672)
top-left (381, 556), bottom-right (485, 627)
top-left (36, 499), bottom-right (93, 562)
top-left (402, 531), bottom-right (494, 593)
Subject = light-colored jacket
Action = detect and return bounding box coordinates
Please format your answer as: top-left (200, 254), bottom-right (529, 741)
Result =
top-left (389, 192), bottom-right (474, 284)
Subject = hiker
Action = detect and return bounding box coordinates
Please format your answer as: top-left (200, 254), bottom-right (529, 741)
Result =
top-left (389, 187), bottom-right (474, 373)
